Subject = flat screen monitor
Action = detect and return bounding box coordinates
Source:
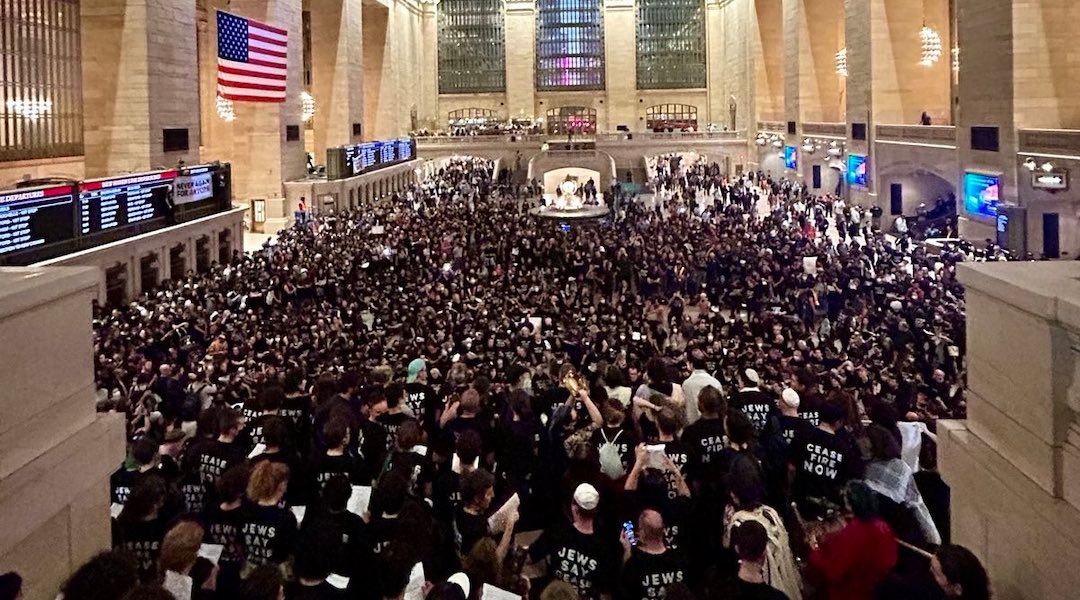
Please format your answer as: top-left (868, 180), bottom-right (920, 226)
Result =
top-left (0, 184), bottom-right (77, 256)
top-left (963, 172), bottom-right (1001, 218)
top-left (784, 146), bottom-right (798, 170)
top-left (847, 154), bottom-right (868, 187)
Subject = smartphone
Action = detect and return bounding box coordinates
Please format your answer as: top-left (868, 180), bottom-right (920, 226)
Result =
top-left (622, 521), bottom-right (638, 546)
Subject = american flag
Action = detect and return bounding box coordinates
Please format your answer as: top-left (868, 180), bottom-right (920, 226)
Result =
top-left (217, 11), bottom-right (288, 103)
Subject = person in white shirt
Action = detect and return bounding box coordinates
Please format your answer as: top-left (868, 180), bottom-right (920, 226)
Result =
top-left (682, 349), bottom-right (723, 425)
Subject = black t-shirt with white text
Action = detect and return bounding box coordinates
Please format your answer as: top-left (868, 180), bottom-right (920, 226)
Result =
top-left (240, 502), bottom-right (298, 566)
top-left (529, 522), bottom-right (618, 600)
top-left (787, 427), bottom-right (863, 510)
top-left (733, 389), bottom-right (776, 434)
top-left (621, 547), bottom-right (688, 600)
top-left (680, 417), bottom-right (728, 483)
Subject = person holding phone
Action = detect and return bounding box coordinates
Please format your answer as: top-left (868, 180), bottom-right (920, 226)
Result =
top-left (619, 509), bottom-right (687, 600)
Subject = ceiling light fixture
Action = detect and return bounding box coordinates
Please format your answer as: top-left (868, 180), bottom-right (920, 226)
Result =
top-left (215, 95), bottom-right (235, 122)
top-left (835, 47), bottom-right (848, 77)
top-left (920, 26), bottom-right (942, 66)
top-left (7, 99), bottom-right (52, 121)
top-left (301, 91), bottom-right (316, 123)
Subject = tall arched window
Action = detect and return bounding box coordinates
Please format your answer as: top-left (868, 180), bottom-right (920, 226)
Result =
top-left (545, 106), bottom-right (597, 135)
top-left (536, 0), bottom-right (604, 91)
top-left (438, 0), bottom-right (506, 94)
top-left (636, 0), bottom-right (706, 89)
top-left (646, 104), bottom-right (699, 131)
top-left (0, 0), bottom-right (83, 160)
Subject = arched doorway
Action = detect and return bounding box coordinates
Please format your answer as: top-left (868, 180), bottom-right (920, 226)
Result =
top-left (545, 106), bottom-right (597, 135)
top-left (646, 104), bottom-right (698, 132)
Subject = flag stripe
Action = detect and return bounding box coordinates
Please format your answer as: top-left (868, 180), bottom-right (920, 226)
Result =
top-left (216, 10), bottom-right (288, 104)
top-left (219, 58), bottom-right (286, 77)
top-left (248, 32), bottom-right (285, 46)
top-left (220, 88), bottom-right (286, 100)
top-left (249, 21), bottom-right (287, 38)
top-left (218, 65), bottom-right (287, 82)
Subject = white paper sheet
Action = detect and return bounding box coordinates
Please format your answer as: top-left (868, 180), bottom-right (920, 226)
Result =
top-left (488, 493), bottom-right (520, 534)
top-left (327, 574), bottom-right (351, 590)
top-left (290, 505), bottom-right (307, 525)
top-left (482, 583), bottom-right (522, 600)
top-left (403, 562), bottom-right (426, 600)
top-left (198, 543), bottom-right (224, 565)
top-left (247, 443), bottom-right (266, 459)
top-left (347, 485), bottom-right (372, 516)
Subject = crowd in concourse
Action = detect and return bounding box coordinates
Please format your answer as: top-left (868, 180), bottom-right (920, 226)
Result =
top-left (12, 154), bottom-right (997, 600)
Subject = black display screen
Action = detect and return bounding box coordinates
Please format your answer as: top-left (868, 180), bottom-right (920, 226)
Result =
top-left (0, 185), bottom-right (76, 256)
top-left (79, 170), bottom-right (175, 234)
top-left (378, 140), bottom-right (397, 164)
top-left (397, 138), bottom-right (414, 161)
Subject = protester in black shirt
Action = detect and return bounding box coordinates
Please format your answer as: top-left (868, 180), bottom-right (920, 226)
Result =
top-left (681, 385), bottom-right (728, 489)
top-left (620, 509), bottom-right (687, 600)
top-left (732, 370), bottom-right (775, 435)
top-left (307, 417), bottom-right (365, 503)
top-left (203, 463), bottom-right (249, 597)
top-left (241, 461), bottom-right (298, 568)
top-left (195, 407), bottom-right (247, 496)
top-left (113, 475), bottom-right (171, 580)
top-left (787, 397), bottom-right (863, 517)
top-left (528, 483), bottom-right (617, 600)
top-left (454, 468), bottom-right (518, 561)
top-left (727, 521), bottom-right (790, 600)
top-left (376, 382), bottom-right (414, 452)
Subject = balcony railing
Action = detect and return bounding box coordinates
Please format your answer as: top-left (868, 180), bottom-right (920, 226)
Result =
top-left (876, 125), bottom-right (956, 146)
top-left (757, 120), bottom-right (785, 133)
top-left (801, 122), bottom-right (846, 137)
top-left (1018, 129), bottom-right (1080, 154)
top-left (415, 130), bottom-right (746, 146)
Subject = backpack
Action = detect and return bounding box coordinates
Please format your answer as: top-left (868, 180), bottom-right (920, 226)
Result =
top-left (598, 429), bottom-right (626, 479)
top-left (726, 505), bottom-right (803, 600)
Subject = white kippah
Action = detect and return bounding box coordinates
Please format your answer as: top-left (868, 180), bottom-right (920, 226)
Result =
top-left (781, 388), bottom-right (801, 409)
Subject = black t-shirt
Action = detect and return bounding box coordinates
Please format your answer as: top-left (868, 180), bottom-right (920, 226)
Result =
top-left (453, 507), bottom-right (490, 557)
top-left (733, 389), bottom-right (776, 434)
top-left (406, 382), bottom-right (440, 429)
top-left (195, 439), bottom-right (247, 490)
top-left (299, 507), bottom-right (368, 577)
top-left (285, 581), bottom-right (348, 600)
top-left (621, 547), bottom-right (687, 600)
top-left (654, 440), bottom-right (690, 500)
top-left (776, 415), bottom-right (814, 447)
top-left (241, 502), bottom-right (299, 566)
top-left (787, 427), bottom-right (863, 510)
top-left (112, 516), bottom-right (168, 578)
top-left (376, 412), bottom-right (415, 451)
top-left (680, 417), bottom-right (728, 483)
top-left (353, 418), bottom-right (387, 483)
top-left (432, 466), bottom-right (462, 524)
top-left (203, 503), bottom-right (247, 569)
top-left (529, 522), bottom-right (618, 600)
top-left (307, 452), bottom-right (364, 501)
top-left (382, 449), bottom-right (434, 497)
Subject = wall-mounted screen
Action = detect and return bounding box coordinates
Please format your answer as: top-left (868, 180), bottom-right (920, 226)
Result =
top-left (847, 154), bottom-right (868, 186)
top-left (963, 172), bottom-right (1001, 218)
top-left (784, 145), bottom-right (797, 170)
top-left (0, 184), bottom-right (76, 256)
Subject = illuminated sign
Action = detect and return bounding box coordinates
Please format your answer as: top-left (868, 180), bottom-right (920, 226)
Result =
top-left (847, 154), bottom-right (868, 186)
top-left (963, 172), bottom-right (1000, 218)
top-left (784, 146), bottom-right (797, 170)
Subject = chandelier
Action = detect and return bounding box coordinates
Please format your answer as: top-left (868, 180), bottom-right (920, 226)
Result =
top-left (216, 95), bottom-right (235, 122)
top-left (835, 47), bottom-right (848, 78)
top-left (920, 26), bottom-right (942, 66)
top-left (301, 91), bottom-right (316, 123)
top-left (952, 46), bottom-right (960, 73)
top-left (7, 99), bottom-right (52, 121)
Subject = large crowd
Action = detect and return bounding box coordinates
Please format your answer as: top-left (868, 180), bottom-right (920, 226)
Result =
top-left (14, 156), bottom-right (994, 600)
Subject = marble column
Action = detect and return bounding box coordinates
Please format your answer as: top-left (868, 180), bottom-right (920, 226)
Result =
top-left (81, 0), bottom-right (201, 177)
top-left (504, 0), bottom-right (536, 122)
top-left (310, 0), bottom-right (365, 157)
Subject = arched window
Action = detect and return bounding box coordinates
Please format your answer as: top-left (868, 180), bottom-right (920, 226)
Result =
top-left (438, 0), bottom-right (506, 93)
top-left (636, 0), bottom-right (706, 89)
top-left (0, 0), bottom-right (83, 160)
top-left (645, 104), bottom-right (698, 132)
top-left (545, 106), bottom-right (597, 135)
top-left (536, 0), bottom-right (604, 91)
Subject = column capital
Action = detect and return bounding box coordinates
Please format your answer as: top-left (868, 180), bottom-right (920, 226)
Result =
top-left (506, 0), bottom-right (535, 14)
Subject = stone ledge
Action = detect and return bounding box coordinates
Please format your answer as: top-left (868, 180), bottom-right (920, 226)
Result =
top-left (0, 413), bottom-right (124, 558)
top-left (0, 267), bottom-right (100, 322)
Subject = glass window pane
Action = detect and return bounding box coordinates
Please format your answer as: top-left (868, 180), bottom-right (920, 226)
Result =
top-left (438, 0), bottom-right (506, 94)
top-left (636, 0), bottom-right (705, 90)
top-left (535, 0), bottom-right (603, 91)
top-left (0, 0), bottom-right (81, 160)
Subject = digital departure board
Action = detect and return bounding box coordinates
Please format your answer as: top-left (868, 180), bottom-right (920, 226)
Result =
top-left (0, 184), bottom-right (76, 256)
top-left (79, 170), bottom-right (176, 234)
top-left (328, 137), bottom-right (417, 180)
top-left (397, 138), bottom-right (414, 161)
